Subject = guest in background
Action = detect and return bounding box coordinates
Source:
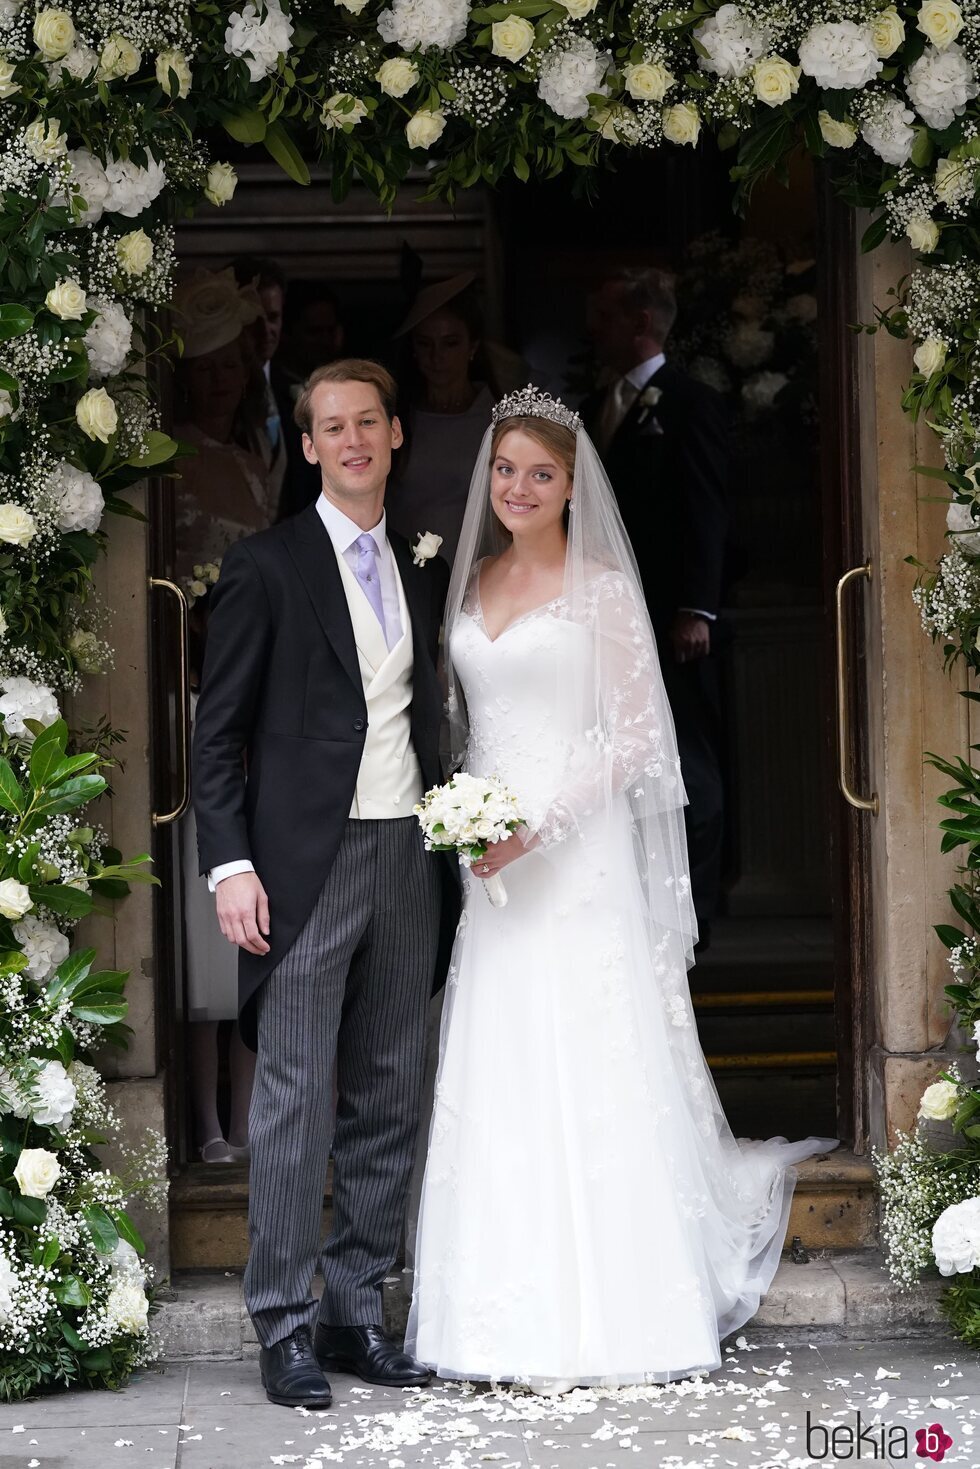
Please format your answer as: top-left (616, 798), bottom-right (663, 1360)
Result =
top-left (173, 267), bottom-right (275, 1163)
top-left (583, 265), bottom-right (730, 945)
top-left (274, 282), bottom-right (347, 519)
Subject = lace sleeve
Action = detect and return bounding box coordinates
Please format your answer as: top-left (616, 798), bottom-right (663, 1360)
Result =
top-left (524, 572), bottom-right (684, 850)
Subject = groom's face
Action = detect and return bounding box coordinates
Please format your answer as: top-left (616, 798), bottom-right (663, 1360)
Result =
top-left (302, 380), bottom-right (403, 506)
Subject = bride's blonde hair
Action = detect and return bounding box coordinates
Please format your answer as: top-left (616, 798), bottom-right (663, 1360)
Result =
top-left (490, 415), bottom-right (576, 479)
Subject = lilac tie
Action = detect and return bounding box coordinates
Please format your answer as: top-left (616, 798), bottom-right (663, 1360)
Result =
top-left (352, 533), bottom-right (388, 644)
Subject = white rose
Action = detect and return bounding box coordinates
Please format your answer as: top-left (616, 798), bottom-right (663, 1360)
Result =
top-left (83, 298), bottom-right (133, 379)
top-left (155, 47), bottom-right (191, 96)
top-left (67, 149), bottom-right (110, 225)
top-left (662, 100), bottom-right (701, 146)
top-left (45, 462), bottom-right (105, 532)
top-left (29, 1060), bottom-right (76, 1128)
top-left (906, 43), bottom-right (979, 130)
top-left (24, 117), bottom-right (67, 162)
top-left (624, 60), bottom-right (675, 101)
top-left (913, 334), bottom-right (947, 376)
top-left (694, 4), bottom-right (768, 78)
top-left (11, 915), bottom-right (69, 983)
top-left (918, 1077), bottom-right (959, 1120)
top-left (0, 608), bottom-right (7, 637)
top-left (907, 214), bottom-right (940, 252)
top-left (412, 530), bottom-right (444, 564)
top-left (0, 503), bottom-right (34, 547)
top-left (75, 387), bottom-right (118, 442)
top-left (47, 42), bottom-right (98, 83)
top-left (376, 56), bottom-right (419, 96)
top-left (97, 34), bottom-right (141, 81)
top-left (537, 35), bottom-right (609, 119)
top-left (377, 0), bottom-right (468, 52)
top-left (871, 6), bottom-right (905, 57)
top-left (45, 279), bottom-right (87, 321)
top-left (0, 57), bottom-right (19, 97)
top-left (0, 389), bottom-right (13, 421)
top-left (321, 92), bottom-right (368, 129)
top-left (13, 1147), bottom-right (60, 1199)
top-left (753, 55), bottom-right (800, 106)
top-left (0, 677), bottom-right (59, 739)
top-left (115, 228), bottom-right (153, 276)
top-left (405, 107), bottom-right (447, 149)
top-left (798, 21), bottom-right (882, 90)
top-left (918, 0), bottom-right (964, 48)
top-left (818, 110), bottom-right (858, 148)
top-left (554, 0), bottom-right (598, 16)
top-left (68, 628), bottom-right (102, 672)
top-left (947, 498), bottom-right (980, 554)
top-left (204, 161), bottom-right (238, 206)
top-left (933, 1197), bottom-right (980, 1275)
top-left (33, 7), bottom-right (74, 60)
top-left (491, 15), bottom-right (534, 62)
top-left (0, 879), bottom-right (31, 920)
top-left (935, 154), bottom-right (975, 207)
top-left (336, 0), bottom-right (370, 11)
top-left (107, 1278), bottom-right (149, 1333)
top-left (860, 95), bottom-right (916, 166)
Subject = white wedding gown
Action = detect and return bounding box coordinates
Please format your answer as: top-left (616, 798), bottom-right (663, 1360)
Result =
top-left (406, 574), bottom-right (837, 1388)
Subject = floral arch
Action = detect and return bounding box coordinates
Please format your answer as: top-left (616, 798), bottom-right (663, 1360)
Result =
top-left (0, 0), bottom-right (978, 1398)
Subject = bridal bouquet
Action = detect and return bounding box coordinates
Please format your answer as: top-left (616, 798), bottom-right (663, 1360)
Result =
top-left (415, 774), bottom-right (525, 908)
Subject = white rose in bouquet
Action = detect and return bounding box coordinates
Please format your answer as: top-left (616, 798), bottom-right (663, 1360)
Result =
top-left (818, 110), bottom-right (858, 148)
top-left (555, 0), bottom-right (598, 15)
top-left (97, 34), bottom-right (141, 80)
top-left (67, 149), bottom-right (110, 225)
top-left (492, 16), bottom-right (534, 62)
top-left (107, 1277), bottom-right (149, 1333)
top-left (0, 503), bottom-right (35, 547)
top-left (918, 0), bottom-right (964, 49)
top-left (662, 100), bottom-right (700, 146)
top-left (907, 215), bottom-right (940, 253)
top-left (45, 278), bottom-right (87, 321)
top-left (0, 57), bottom-right (19, 97)
top-left (76, 387), bottom-right (118, 442)
top-left (0, 677), bottom-right (59, 739)
top-left (694, 5), bottom-right (767, 78)
top-left (538, 37), bottom-right (609, 120)
top-left (753, 55), bottom-right (800, 106)
top-left (12, 916), bottom-right (70, 982)
top-left (935, 155), bottom-right (975, 208)
top-left (932, 1196), bottom-right (980, 1274)
top-left (913, 334), bottom-right (948, 376)
top-left (14, 1147), bottom-right (60, 1198)
top-left (224, 0), bottom-right (294, 83)
top-left (405, 108), bottom-right (447, 148)
top-left (860, 95), bottom-right (916, 166)
top-left (45, 462), bottom-right (106, 533)
top-left (918, 1077), bottom-right (959, 1120)
top-left (415, 772), bottom-right (526, 907)
top-left (104, 156), bottom-right (166, 217)
top-left (0, 389), bottom-right (14, 421)
top-left (155, 47), bottom-right (192, 96)
top-left (84, 299), bottom-right (133, 379)
top-left (0, 879), bottom-right (31, 919)
top-left (24, 117), bottom-right (68, 162)
top-left (946, 499), bottom-right (980, 554)
top-left (115, 228), bottom-right (153, 276)
top-left (33, 7), bottom-right (74, 60)
top-left (205, 162), bottom-right (238, 206)
top-left (871, 6), bottom-right (905, 57)
top-left (376, 57), bottom-right (419, 96)
top-left (799, 21), bottom-right (882, 90)
top-left (906, 43), bottom-right (979, 130)
top-left (377, 0), bottom-right (469, 52)
top-left (624, 60), bottom-right (675, 101)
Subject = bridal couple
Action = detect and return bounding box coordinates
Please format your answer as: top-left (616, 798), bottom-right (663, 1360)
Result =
top-left (192, 357), bottom-right (835, 1408)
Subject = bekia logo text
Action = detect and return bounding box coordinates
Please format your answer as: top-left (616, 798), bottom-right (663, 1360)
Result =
top-left (806, 1411), bottom-right (954, 1461)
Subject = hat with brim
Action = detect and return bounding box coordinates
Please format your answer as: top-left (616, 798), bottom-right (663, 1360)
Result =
top-left (174, 267), bottom-right (262, 360)
top-left (393, 270), bottom-right (478, 338)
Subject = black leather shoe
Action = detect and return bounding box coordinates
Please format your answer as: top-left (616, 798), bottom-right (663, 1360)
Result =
top-left (260, 1325), bottom-right (334, 1407)
top-left (314, 1322), bottom-right (431, 1386)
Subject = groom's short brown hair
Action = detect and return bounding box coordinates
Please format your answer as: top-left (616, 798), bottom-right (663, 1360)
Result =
top-left (293, 358), bottom-right (398, 435)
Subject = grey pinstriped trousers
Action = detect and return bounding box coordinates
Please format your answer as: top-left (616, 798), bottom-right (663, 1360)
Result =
top-left (244, 818), bottom-right (441, 1347)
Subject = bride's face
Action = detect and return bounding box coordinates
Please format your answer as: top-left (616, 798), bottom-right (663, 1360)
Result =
top-left (490, 430), bottom-right (572, 538)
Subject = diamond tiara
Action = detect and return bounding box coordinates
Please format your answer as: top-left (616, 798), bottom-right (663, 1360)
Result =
top-left (491, 384), bottom-right (582, 434)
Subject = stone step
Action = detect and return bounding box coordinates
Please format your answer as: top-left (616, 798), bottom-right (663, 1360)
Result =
top-left (169, 1149), bottom-right (876, 1271)
top-left (153, 1250), bottom-right (945, 1364)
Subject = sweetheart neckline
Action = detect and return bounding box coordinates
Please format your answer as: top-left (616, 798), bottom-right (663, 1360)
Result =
top-left (472, 568), bottom-right (567, 645)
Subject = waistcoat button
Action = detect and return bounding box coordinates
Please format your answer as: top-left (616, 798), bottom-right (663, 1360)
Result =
top-left (353, 718), bottom-right (365, 732)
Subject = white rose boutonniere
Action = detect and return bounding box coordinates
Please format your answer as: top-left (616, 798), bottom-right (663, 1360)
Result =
top-left (636, 383), bottom-right (664, 433)
top-left (412, 531), bottom-right (443, 566)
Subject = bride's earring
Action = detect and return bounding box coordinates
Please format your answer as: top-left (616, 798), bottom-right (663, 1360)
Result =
top-left (567, 497), bottom-right (575, 511)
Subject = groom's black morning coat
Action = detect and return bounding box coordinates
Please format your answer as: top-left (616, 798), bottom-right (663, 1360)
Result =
top-left (191, 500), bottom-right (458, 1042)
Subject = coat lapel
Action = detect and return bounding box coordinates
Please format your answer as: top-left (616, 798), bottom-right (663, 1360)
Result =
top-left (610, 364), bottom-right (667, 448)
top-left (284, 504), bottom-right (362, 696)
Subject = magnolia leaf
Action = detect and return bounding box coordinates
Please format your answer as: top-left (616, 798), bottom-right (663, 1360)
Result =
top-left (83, 1202), bottom-right (119, 1254)
top-left (264, 120), bottom-right (310, 185)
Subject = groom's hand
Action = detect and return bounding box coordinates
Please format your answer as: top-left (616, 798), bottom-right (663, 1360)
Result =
top-left (215, 872), bottom-right (271, 955)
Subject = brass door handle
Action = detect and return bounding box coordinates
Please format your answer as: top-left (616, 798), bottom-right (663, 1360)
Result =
top-left (835, 560), bottom-right (878, 816)
top-left (150, 577), bottom-right (191, 826)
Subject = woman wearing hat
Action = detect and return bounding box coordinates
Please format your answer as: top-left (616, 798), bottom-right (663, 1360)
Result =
top-left (173, 268), bottom-right (276, 1165)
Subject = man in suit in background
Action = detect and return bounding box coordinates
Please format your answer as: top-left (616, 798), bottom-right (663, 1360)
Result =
top-left (584, 266), bottom-right (730, 944)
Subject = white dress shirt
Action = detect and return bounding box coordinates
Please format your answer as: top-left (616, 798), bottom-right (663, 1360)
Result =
top-left (208, 495), bottom-right (405, 889)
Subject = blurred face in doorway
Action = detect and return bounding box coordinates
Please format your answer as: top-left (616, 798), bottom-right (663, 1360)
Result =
top-left (181, 337), bottom-right (249, 427)
top-left (255, 283), bottom-right (284, 365)
top-left (412, 307), bottom-right (477, 396)
top-left (587, 279), bottom-right (651, 376)
top-left (292, 298), bottom-right (345, 374)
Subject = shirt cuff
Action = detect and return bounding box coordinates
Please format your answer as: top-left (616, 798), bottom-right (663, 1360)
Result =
top-left (678, 607), bottom-right (717, 622)
top-left (208, 860), bottom-right (255, 893)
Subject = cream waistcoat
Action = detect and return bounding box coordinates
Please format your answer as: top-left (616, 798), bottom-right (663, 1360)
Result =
top-left (334, 541), bottom-right (423, 819)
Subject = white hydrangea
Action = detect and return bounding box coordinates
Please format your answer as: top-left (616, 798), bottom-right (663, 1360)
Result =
top-left (224, 0), bottom-right (294, 82)
top-left (11, 915), bottom-right (70, 982)
top-left (106, 1277), bottom-right (149, 1334)
top-left (103, 155), bottom-right (166, 218)
top-left (377, 0), bottom-right (468, 53)
top-left (860, 94), bottom-right (916, 166)
top-left (47, 42), bottom-right (98, 83)
top-left (906, 43), bottom-right (979, 130)
top-left (28, 1059), bottom-right (76, 1128)
top-left (538, 37), bottom-right (610, 120)
top-left (0, 677), bottom-right (60, 740)
top-left (946, 498), bottom-right (980, 554)
top-left (84, 299), bottom-right (132, 379)
top-left (110, 1238), bottom-right (143, 1282)
top-left (44, 461), bottom-right (106, 533)
top-left (932, 1196), bottom-right (980, 1275)
top-left (694, 4), bottom-right (768, 79)
top-left (65, 148), bottom-right (110, 225)
top-left (798, 21), bottom-right (882, 90)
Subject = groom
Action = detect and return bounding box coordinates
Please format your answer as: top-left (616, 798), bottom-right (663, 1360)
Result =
top-left (192, 359), bottom-right (458, 1408)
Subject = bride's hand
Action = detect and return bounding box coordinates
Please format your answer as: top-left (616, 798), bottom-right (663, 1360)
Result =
top-left (472, 828), bottom-right (535, 879)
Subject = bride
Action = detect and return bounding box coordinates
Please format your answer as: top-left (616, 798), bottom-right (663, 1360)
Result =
top-left (405, 386), bottom-right (837, 1391)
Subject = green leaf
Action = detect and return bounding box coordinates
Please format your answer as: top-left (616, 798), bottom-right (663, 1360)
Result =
top-left (861, 214), bottom-right (888, 254)
top-left (12, 1194), bottom-right (46, 1227)
top-left (60, 1320), bottom-right (89, 1351)
top-left (47, 947), bottom-right (95, 1003)
top-left (80, 1347), bottom-right (111, 1370)
top-left (936, 924), bottom-right (969, 949)
top-left (220, 106), bottom-right (268, 144)
top-left (0, 756), bottom-right (23, 814)
top-left (54, 1273), bottom-right (91, 1307)
top-left (111, 1209), bottom-right (145, 1254)
top-left (0, 303), bottom-right (34, 341)
top-left (126, 431), bottom-right (180, 470)
top-left (83, 1202), bottom-right (119, 1254)
top-left (71, 995), bottom-right (128, 1024)
top-left (40, 1235), bottom-right (60, 1269)
top-left (31, 773), bottom-right (106, 818)
top-left (31, 883), bottom-right (92, 918)
top-left (0, 1186), bottom-right (13, 1217)
top-left (28, 718), bottom-right (69, 789)
top-left (263, 121), bottom-right (310, 185)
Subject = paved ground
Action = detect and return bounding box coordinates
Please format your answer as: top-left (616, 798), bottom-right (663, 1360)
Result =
top-left (0, 1338), bottom-right (977, 1469)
